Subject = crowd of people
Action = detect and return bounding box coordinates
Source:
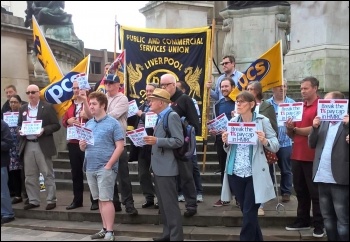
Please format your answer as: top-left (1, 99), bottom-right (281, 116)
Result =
top-left (1, 55), bottom-right (349, 241)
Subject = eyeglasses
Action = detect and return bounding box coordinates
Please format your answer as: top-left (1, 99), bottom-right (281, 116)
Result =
top-left (26, 91), bottom-right (39, 95)
top-left (9, 101), bottom-right (19, 104)
top-left (160, 83), bottom-right (173, 88)
top-left (72, 87), bottom-right (80, 90)
top-left (246, 88), bottom-right (255, 91)
top-left (236, 100), bottom-right (248, 105)
top-left (221, 62), bottom-right (231, 66)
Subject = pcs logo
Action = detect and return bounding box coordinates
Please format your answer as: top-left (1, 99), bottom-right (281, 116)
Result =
top-left (44, 72), bottom-right (79, 104)
top-left (237, 59), bottom-right (270, 90)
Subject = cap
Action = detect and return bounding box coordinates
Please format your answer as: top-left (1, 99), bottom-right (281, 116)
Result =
top-left (148, 88), bottom-right (171, 103)
top-left (105, 74), bottom-right (120, 83)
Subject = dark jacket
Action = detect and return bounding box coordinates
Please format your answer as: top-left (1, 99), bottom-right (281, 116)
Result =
top-left (1, 120), bottom-right (13, 167)
top-left (259, 100), bottom-right (278, 137)
top-left (309, 121), bottom-right (349, 185)
top-left (170, 89), bottom-right (200, 136)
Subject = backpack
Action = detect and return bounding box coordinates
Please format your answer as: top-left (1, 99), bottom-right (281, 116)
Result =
top-left (163, 110), bottom-right (196, 160)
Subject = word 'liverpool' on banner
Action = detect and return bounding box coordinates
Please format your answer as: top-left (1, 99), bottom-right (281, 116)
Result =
top-left (229, 40), bottom-right (283, 101)
top-left (119, 25), bottom-right (212, 139)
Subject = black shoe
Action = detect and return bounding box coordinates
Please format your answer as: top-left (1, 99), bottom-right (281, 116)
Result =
top-left (125, 206), bottom-right (138, 215)
top-left (142, 201), bottom-right (154, 208)
top-left (66, 202), bottom-right (83, 210)
top-left (114, 202), bottom-right (122, 212)
top-left (153, 237), bottom-right (170, 241)
top-left (285, 220), bottom-right (311, 231)
top-left (90, 203), bottom-right (99, 210)
top-left (154, 202), bottom-right (159, 209)
top-left (24, 203), bottom-right (40, 210)
top-left (1, 217), bottom-right (15, 225)
top-left (45, 203), bottom-right (56, 210)
top-left (12, 197), bottom-right (23, 204)
top-left (184, 209), bottom-right (197, 218)
top-left (24, 198), bottom-right (29, 205)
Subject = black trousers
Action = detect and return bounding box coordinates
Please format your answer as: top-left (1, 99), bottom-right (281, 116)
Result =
top-left (8, 169), bottom-right (22, 197)
top-left (67, 143), bottom-right (85, 205)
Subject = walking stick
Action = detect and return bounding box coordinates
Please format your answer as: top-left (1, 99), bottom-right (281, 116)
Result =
top-left (273, 162), bottom-right (285, 214)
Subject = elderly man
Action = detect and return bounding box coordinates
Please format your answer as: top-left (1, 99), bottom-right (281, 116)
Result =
top-left (144, 88), bottom-right (184, 241)
top-left (17, 84), bottom-right (60, 210)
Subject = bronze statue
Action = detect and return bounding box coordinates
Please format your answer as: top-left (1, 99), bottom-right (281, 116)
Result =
top-left (227, 1), bottom-right (289, 10)
top-left (25, 1), bottom-right (72, 27)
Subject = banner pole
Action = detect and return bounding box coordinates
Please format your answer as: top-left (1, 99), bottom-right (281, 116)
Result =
top-left (114, 15), bottom-right (117, 59)
top-left (202, 18), bottom-right (216, 174)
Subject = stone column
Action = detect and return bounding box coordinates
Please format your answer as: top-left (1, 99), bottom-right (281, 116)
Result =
top-left (219, 3), bottom-right (290, 71)
top-left (284, 1), bottom-right (349, 92)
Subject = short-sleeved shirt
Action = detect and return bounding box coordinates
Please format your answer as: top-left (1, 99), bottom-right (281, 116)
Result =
top-left (291, 98), bottom-right (319, 162)
top-left (85, 115), bottom-right (124, 172)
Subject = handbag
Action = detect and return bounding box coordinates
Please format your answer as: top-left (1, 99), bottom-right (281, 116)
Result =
top-left (264, 147), bottom-right (278, 164)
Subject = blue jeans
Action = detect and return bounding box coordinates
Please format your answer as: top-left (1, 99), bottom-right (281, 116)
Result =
top-left (318, 183), bottom-right (349, 241)
top-left (178, 154), bottom-right (203, 195)
top-left (269, 146), bottom-right (292, 195)
top-left (1, 166), bottom-right (14, 218)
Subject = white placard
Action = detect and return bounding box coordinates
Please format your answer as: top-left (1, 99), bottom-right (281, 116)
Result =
top-left (277, 102), bottom-right (303, 122)
top-left (3, 112), bottom-right (19, 127)
top-left (128, 100), bottom-right (138, 118)
top-left (75, 73), bottom-right (91, 90)
top-left (74, 124), bottom-right (94, 145)
top-left (21, 120), bottom-right (42, 135)
top-left (67, 126), bottom-right (80, 140)
top-left (317, 99), bottom-right (348, 121)
top-left (126, 127), bottom-right (147, 147)
top-left (145, 112), bottom-right (158, 128)
top-left (215, 113), bottom-right (229, 133)
top-left (207, 119), bottom-right (217, 131)
top-left (227, 122), bottom-right (257, 145)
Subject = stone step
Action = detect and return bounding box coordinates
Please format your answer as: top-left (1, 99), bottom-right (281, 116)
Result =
top-left (53, 168), bottom-right (283, 185)
top-left (12, 191), bottom-right (299, 228)
top-left (3, 217), bottom-right (325, 241)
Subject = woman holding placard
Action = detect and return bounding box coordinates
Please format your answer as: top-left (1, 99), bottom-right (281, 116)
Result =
top-left (7, 95), bottom-right (25, 204)
top-left (221, 91), bottom-right (279, 241)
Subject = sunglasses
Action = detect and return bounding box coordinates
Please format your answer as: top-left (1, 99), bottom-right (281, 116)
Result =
top-left (26, 91), bottom-right (39, 95)
top-left (221, 62), bottom-right (231, 66)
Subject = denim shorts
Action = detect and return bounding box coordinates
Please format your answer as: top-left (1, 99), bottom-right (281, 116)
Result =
top-left (86, 167), bottom-right (117, 201)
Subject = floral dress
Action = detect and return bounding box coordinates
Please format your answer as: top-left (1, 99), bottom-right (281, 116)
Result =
top-left (9, 126), bottom-right (22, 171)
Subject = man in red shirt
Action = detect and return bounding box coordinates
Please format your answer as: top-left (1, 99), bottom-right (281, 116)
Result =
top-left (285, 76), bottom-right (324, 238)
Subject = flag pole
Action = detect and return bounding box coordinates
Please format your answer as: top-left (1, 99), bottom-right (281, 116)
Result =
top-left (202, 18), bottom-right (216, 174)
top-left (114, 15), bottom-right (117, 59)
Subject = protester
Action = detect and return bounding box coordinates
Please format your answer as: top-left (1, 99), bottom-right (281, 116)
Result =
top-left (1, 85), bottom-right (26, 119)
top-left (175, 81), bottom-right (203, 203)
top-left (79, 91), bottom-right (124, 241)
top-left (133, 83), bottom-right (158, 209)
top-left (1, 120), bottom-right (15, 225)
top-left (160, 74), bottom-right (200, 217)
top-left (247, 81), bottom-right (278, 216)
top-left (143, 88), bottom-right (184, 241)
top-left (62, 81), bottom-right (91, 210)
top-left (209, 77), bottom-right (236, 207)
top-left (309, 91), bottom-right (349, 241)
top-left (94, 62), bottom-right (111, 93)
top-left (7, 95), bottom-right (25, 204)
top-left (206, 55), bottom-right (243, 101)
top-left (17, 84), bottom-right (60, 211)
top-left (105, 74), bottom-right (138, 215)
top-left (285, 76), bottom-right (324, 238)
top-left (221, 91), bottom-right (278, 241)
top-left (266, 80), bottom-right (295, 205)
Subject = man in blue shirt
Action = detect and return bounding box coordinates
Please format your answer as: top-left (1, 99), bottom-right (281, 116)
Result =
top-left (266, 81), bottom-right (295, 202)
top-left (207, 55), bottom-right (243, 101)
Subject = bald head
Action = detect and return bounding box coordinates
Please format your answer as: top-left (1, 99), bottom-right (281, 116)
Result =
top-left (160, 74), bottom-right (176, 96)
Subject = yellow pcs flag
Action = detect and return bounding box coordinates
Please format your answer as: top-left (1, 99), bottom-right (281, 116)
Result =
top-left (229, 40), bottom-right (283, 101)
top-left (40, 55), bottom-right (90, 118)
top-left (32, 16), bottom-right (63, 83)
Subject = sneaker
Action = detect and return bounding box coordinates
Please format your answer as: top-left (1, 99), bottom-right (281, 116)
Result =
top-left (91, 229), bottom-right (106, 239)
top-left (313, 227), bottom-right (325, 238)
top-left (285, 221), bottom-right (311, 231)
top-left (104, 231), bottom-right (115, 241)
top-left (213, 199), bottom-right (230, 207)
top-left (196, 194), bottom-right (203, 203)
top-left (258, 208), bottom-right (265, 216)
top-left (1, 217), bottom-right (15, 224)
top-left (178, 195), bottom-right (185, 202)
top-left (282, 194), bottom-right (290, 203)
top-left (125, 206), bottom-right (138, 215)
